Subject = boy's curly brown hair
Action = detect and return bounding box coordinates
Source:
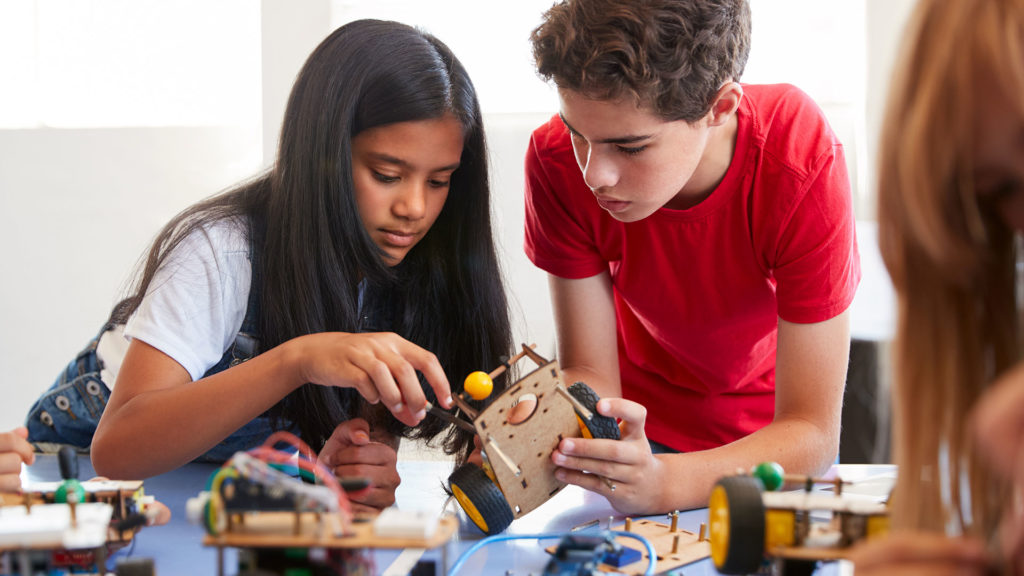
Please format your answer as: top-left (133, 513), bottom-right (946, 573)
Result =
top-left (531, 0), bottom-right (751, 122)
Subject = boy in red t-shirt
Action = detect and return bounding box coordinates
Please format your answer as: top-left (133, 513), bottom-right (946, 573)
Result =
top-left (525, 0), bottom-right (861, 514)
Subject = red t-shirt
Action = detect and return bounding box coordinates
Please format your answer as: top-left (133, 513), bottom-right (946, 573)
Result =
top-left (524, 83), bottom-right (861, 452)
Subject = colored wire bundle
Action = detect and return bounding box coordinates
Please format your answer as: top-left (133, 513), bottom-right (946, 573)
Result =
top-left (200, 430), bottom-right (352, 536)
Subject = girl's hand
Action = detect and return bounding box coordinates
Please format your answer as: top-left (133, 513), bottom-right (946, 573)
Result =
top-left (972, 362), bottom-right (1024, 571)
top-left (973, 362), bottom-right (1024, 480)
top-left (318, 418), bottom-right (400, 516)
top-left (297, 332), bottom-right (453, 427)
top-left (847, 532), bottom-right (990, 576)
top-left (551, 398), bottom-right (663, 515)
top-left (0, 427), bottom-right (35, 493)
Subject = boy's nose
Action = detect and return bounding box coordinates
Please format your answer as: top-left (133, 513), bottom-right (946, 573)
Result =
top-left (581, 150), bottom-right (617, 190)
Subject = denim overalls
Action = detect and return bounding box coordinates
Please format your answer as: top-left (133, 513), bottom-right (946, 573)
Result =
top-left (25, 257), bottom-right (283, 462)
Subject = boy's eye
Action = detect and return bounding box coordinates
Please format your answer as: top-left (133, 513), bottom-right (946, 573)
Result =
top-left (618, 145), bottom-right (647, 156)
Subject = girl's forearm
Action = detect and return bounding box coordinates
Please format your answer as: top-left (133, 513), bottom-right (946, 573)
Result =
top-left (91, 341), bottom-right (304, 479)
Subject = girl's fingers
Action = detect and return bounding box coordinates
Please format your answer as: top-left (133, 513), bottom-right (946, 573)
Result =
top-left (0, 475), bottom-right (22, 494)
top-left (353, 354), bottom-right (404, 413)
top-left (972, 366), bottom-right (1024, 476)
top-left (850, 533), bottom-right (988, 572)
top-left (319, 419), bottom-right (372, 467)
top-left (0, 429), bottom-right (34, 466)
top-left (0, 453), bottom-right (26, 478)
top-left (382, 347), bottom-right (428, 416)
top-left (399, 342), bottom-right (451, 409)
top-left (311, 333), bottom-right (451, 420)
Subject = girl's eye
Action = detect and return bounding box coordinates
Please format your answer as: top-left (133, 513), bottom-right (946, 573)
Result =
top-left (618, 145), bottom-right (647, 156)
top-left (373, 172), bottom-right (399, 184)
top-left (978, 178), bottom-right (1023, 201)
top-left (428, 179), bottom-right (451, 189)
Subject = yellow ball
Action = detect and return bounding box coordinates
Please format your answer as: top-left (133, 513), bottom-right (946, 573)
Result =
top-left (463, 371), bottom-right (493, 401)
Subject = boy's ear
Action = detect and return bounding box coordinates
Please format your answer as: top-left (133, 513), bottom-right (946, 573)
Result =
top-left (707, 81), bottom-right (743, 127)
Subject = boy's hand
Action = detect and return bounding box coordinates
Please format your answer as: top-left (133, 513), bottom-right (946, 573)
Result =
top-left (551, 398), bottom-right (663, 515)
top-left (318, 418), bottom-right (400, 516)
top-left (0, 427), bottom-right (35, 493)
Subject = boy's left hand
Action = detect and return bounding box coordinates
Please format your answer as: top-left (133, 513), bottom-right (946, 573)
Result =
top-left (551, 397), bottom-right (663, 515)
top-left (318, 418), bottom-right (400, 516)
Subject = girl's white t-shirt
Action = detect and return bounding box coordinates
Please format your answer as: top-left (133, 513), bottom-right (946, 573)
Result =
top-left (97, 220), bottom-right (252, 386)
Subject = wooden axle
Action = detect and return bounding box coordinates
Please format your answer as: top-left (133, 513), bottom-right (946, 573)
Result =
top-left (487, 343), bottom-right (541, 381)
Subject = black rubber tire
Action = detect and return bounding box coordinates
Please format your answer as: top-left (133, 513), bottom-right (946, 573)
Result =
top-left (710, 475), bottom-right (766, 574)
top-left (779, 558), bottom-right (820, 576)
top-left (448, 463), bottom-right (514, 536)
top-left (568, 381), bottom-right (621, 440)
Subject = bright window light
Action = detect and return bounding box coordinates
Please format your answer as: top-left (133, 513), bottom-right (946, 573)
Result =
top-left (0, 0), bottom-right (261, 128)
top-left (331, 0), bottom-right (561, 115)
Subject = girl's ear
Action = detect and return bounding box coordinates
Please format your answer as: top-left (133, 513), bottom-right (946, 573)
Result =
top-left (707, 81), bottom-right (743, 127)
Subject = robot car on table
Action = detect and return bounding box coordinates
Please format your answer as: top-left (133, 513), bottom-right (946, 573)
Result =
top-left (430, 343), bottom-right (621, 536)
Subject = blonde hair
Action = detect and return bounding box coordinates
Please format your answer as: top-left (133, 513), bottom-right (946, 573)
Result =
top-left (878, 0), bottom-right (1024, 538)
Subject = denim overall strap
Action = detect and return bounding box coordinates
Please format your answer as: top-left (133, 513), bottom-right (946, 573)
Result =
top-left (25, 323), bottom-right (115, 450)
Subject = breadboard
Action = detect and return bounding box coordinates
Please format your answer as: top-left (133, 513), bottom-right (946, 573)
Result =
top-left (203, 513), bottom-right (457, 550)
top-left (0, 502), bottom-right (113, 551)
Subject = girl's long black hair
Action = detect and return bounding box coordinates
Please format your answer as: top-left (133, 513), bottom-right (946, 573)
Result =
top-left (110, 20), bottom-right (513, 462)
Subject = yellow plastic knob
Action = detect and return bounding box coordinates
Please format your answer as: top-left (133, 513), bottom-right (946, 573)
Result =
top-left (463, 371), bottom-right (494, 401)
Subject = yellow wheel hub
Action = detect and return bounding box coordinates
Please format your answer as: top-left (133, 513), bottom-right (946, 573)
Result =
top-left (452, 484), bottom-right (489, 533)
top-left (708, 484), bottom-right (731, 567)
top-left (575, 414), bottom-right (594, 439)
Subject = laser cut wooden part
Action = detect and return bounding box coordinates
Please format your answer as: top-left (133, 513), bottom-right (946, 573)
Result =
top-left (201, 514), bottom-right (458, 550)
top-left (474, 356), bottom-right (578, 519)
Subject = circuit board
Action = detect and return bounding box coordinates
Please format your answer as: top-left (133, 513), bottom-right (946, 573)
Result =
top-left (545, 518), bottom-right (710, 575)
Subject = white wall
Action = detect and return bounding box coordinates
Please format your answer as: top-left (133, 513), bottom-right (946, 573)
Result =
top-left (864, 0), bottom-right (918, 220)
top-left (0, 1), bottom-right (265, 429)
top-left (0, 126), bottom-right (261, 428)
top-left (0, 1), bottom-right (912, 430)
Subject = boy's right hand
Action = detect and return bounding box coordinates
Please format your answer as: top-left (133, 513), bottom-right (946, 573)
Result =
top-left (296, 332), bottom-right (453, 427)
top-left (552, 397), bottom-right (659, 515)
top-left (0, 427), bottom-right (35, 493)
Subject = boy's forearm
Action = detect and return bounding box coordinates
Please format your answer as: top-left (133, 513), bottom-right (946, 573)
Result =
top-left (560, 365), bottom-right (621, 400)
top-left (652, 416), bottom-right (838, 512)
